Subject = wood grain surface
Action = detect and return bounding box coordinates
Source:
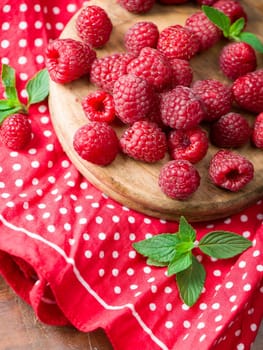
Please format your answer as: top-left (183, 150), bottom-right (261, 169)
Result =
top-left (49, 0), bottom-right (263, 222)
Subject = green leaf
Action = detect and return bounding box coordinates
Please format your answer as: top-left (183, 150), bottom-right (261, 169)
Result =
top-left (202, 5), bottom-right (230, 36)
top-left (168, 252), bottom-right (192, 276)
top-left (229, 17), bottom-right (245, 39)
top-left (176, 256), bottom-right (206, 307)
top-left (177, 216), bottom-right (196, 242)
top-left (133, 234), bottom-right (179, 263)
top-left (199, 231), bottom-right (252, 259)
top-left (1, 64), bottom-right (19, 103)
top-left (146, 258), bottom-right (168, 267)
top-left (0, 106), bottom-right (23, 124)
top-left (0, 99), bottom-right (13, 111)
top-left (26, 68), bottom-right (49, 105)
top-left (238, 32), bottom-right (263, 53)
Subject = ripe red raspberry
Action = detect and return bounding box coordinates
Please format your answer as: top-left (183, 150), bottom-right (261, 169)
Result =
top-left (168, 58), bottom-right (193, 87)
top-left (158, 160), bottom-right (200, 199)
top-left (82, 90), bottom-right (115, 123)
top-left (192, 79), bottom-right (232, 122)
top-left (73, 121), bottom-right (119, 165)
top-left (117, 0), bottom-right (155, 13)
top-left (160, 86), bottom-right (205, 129)
top-left (219, 42), bottom-right (257, 80)
top-left (45, 38), bottom-right (96, 84)
top-left (124, 21), bottom-right (159, 55)
top-left (213, 0), bottom-right (247, 24)
top-left (210, 112), bottom-right (251, 148)
top-left (252, 112), bottom-right (263, 149)
top-left (120, 120), bottom-right (167, 163)
top-left (0, 114), bottom-right (32, 150)
top-left (157, 25), bottom-right (200, 60)
top-left (232, 69), bottom-right (263, 114)
top-left (76, 5), bottom-right (113, 48)
top-left (208, 150), bottom-right (254, 192)
top-left (168, 126), bottom-right (209, 163)
top-left (113, 73), bottom-right (155, 124)
top-left (90, 53), bottom-right (135, 93)
top-left (185, 11), bottom-right (222, 51)
top-left (127, 47), bottom-right (172, 91)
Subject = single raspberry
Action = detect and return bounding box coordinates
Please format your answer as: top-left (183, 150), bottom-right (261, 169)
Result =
top-left (127, 47), bottom-right (172, 91)
top-left (192, 79), bottom-right (232, 122)
top-left (160, 86), bottom-right (205, 129)
top-left (157, 24), bottom-right (200, 60)
top-left (73, 121), bottom-right (119, 165)
top-left (45, 38), bottom-right (96, 84)
top-left (168, 58), bottom-right (193, 87)
top-left (210, 112), bottom-right (251, 148)
top-left (120, 120), bottom-right (167, 163)
top-left (208, 150), bottom-right (254, 192)
top-left (185, 11), bottom-right (222, 51)
top-left (90, 52), bottom-right (135, 93)
top-left (232, 69), bottom-right (263, 114)
top-left (76, 5), bottom-right (113, 48)
top-left (219, 42), bottom-right (257, 80)
top-left (81, 90), bottom-right (115, 123)
top-left (158, 160), bottom-right (200, 200)
top-left (168, 126), bottom-right (209, 163)
top-left (124, 21), bottom-right (159, 55)
top-left (252, 112), bottom-right (263, 149)
top-left (213, 0), bottom-right (247, 24)
top-left (0, 114), bottom-right (32, 150)
top-left (113, 73), bottom-right (155, 124)
top-left (117, 0), bottom-right (155, 13)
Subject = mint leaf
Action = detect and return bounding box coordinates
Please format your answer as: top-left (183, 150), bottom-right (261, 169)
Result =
top-left (177, 216), bottom-right (196, 242)
top-left (0, 106), bottom-right (23, 124)
top-left (168, 252), bottom-right (192, 276)
top-left (146, 258), bottom-right (167, 267)
top-left (1, 64), bottom-right (20, 103)
top-left (0, 99), bottom-right (13, 111)
top-left (133, 234), bottom-right (179, 263)
top-left (199, 231), bottom-right (252, 259)
top-left (26, 68), bottom-right (49, 105)
top-left (202, 5), bottom-right (230, 36)
top-left (238, 32), bottom-right (263, 53)
top-left (176, 256), bottom-right (206, 307)
top-left (229, 17), bottom-right (245, 39)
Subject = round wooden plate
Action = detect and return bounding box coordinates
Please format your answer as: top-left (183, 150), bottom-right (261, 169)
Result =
top-left (48, 0), bottom-right (263, 222)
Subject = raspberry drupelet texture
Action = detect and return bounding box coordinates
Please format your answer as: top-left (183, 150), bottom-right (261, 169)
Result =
top-left (158, 160), bottom-right (201, 200)
top-left (0, 114), bottom-right (32, 150)
top-left (219, 42), bottom-right (257, 80)
top-left (76, 5), bottom-right (113, 48)
top-left (252, 112), bottom-right (263, 149)
top-left (73, 121), bottom-right (119, 166)
top-left (45, 38), bottom-right (96, 84)
top-left (81, 90), bottom-right (115, 123)
top-left (117, 0), bottom-right (155, 13)
top-left (210, 112), bottom-right (251, 148)
top-left (120, 120), bottom-right (167, 163)
top-left (160, 86), bottom-right (205, 130)
top-left (168, 58), bottom-right (193, 87)
top-left (192, 79), bottom-right (232, 122)
top-left (213, 0), bottom-right (248, 24)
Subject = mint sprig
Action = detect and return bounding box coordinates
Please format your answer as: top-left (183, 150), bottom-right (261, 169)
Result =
top-left (0, 64), bottom-right (49, 124)
top-left (202, 5), bottom-right (263, 53)
top-left (133, 216), bottom-right (252, 306)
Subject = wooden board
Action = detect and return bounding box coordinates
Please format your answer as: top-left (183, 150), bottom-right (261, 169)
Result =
top-left (48, 0), bottom-right (263, 222)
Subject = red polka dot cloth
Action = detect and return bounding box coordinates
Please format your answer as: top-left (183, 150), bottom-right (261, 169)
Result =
top-left (0, 1), bottom-right (262, 350)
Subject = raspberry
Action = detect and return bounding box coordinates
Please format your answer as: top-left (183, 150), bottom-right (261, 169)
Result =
top-left (213, 0), bottom-right (247, 24)
top-left (157, 24), bottom-right (200, 60)
top-left (127, 47), bottom-right (172, 91)
top-left (210, 112), bottom-right (251, 148)
top-left (192, 79), bottom-right (232, 122)
top-left (232, 69), bottom-right (263, 114)
top-left (117, 0), bottom-right (155, 13)
top-left (124, 21), bottom-right (159, 55)
top-left (120, 120), bottom-right (167, 163)
top-left (219, 42), bottom-right (257, 80)
top-left (185, 11), bottom-right (222, 51)
top-left (168, 58), bottom-right (193, 87)
top-left (73, 121), bottom-right (119, 165)
top-left (90, 53), bottom-right (135, 93)
top-left (208, 150), bottom-right (254, 192)
top-left (160, 86), bottom-right (205, 129)
top-left (76, 5), bottom-right (113, 48)
top-left (45, 38), bottom-right (96, 84)
top-left (0, 114), bottom-right (32, 150)
top-left (113, 73), bottom-right (155, 124)
top-left (252, 112), bottom-right (263, 149)
top-left (158, 160), bottom-right (200, 199)
top-left (81, 90), bottom-right (115, 123)
top-left (196, 0), bottom-right (217, 4)
top-left (168, 126), bottom-right (209, 163)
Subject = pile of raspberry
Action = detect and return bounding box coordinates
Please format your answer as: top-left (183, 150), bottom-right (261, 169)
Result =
top-left (45, 0), bottom-right (263, 200)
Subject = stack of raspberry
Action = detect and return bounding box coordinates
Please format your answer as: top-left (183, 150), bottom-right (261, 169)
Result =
top-left (45, 0), bottom-right (263, 200)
